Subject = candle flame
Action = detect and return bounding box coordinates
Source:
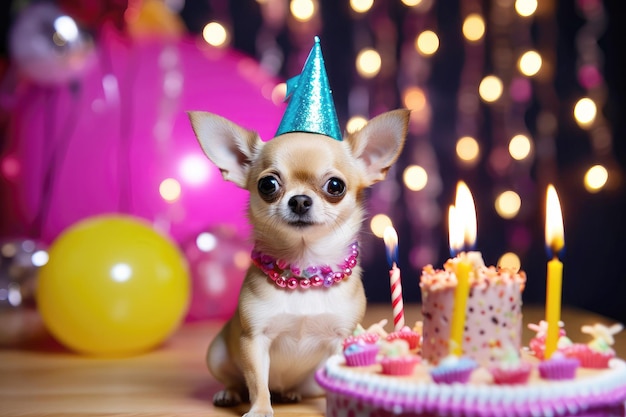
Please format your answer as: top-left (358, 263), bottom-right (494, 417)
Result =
top-left (384, 226), bottom-right (399, 266)
top-left (449, 181), bottom-right (477, 255)
top-left (545, 184), bottom-right (564, 256)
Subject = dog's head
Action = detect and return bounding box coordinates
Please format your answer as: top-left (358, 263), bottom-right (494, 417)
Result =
top-left (188, 110), bottom-right (409, 252)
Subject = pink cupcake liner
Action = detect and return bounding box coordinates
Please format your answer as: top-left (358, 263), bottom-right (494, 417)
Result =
top-left (344, 344), bottom-right (380, 367)
top-left (430, 358), bottom-right (477, 384)
top-left (386, 330), bottom-right (420, 350)
top-left (562, 343), bottom-right (613, 369)
top-left (489, 362), bottom-right (533, 385)
top-left (379, 356), bottom-right (420, 376)
top-left (538, 354), bottom-right (580, 380)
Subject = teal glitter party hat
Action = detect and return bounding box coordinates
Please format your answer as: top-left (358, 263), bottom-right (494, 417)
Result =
top-left (275, 36), bottom-right (342, 141)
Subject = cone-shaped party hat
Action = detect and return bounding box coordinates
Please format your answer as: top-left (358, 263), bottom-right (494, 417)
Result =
top-left (275, 36), bottom-right (342, 141)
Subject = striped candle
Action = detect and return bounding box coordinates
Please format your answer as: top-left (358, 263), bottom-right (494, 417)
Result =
top-left (384, 226), bottom-right (404, 331)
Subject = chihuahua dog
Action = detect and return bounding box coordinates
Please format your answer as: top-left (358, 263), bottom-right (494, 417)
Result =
top-left (188, 109), bottom-right (409, 417)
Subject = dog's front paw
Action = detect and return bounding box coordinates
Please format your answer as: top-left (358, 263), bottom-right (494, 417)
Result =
top-left (271, 391), bottom-right (302, 404)
top-left (243, 407), bottom-right (274, 417)
top-left (213, 389), bottom-right (243, 407)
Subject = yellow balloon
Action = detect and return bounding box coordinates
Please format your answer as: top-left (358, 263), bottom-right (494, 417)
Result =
top-left (37, 214), bottom-right (190, 356)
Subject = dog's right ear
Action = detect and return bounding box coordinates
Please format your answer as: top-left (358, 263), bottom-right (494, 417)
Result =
top-left (187, 111), bottom-right (262, 188)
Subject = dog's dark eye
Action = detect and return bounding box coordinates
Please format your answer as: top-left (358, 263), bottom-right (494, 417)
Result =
top-left (258, 176), bottom-right (280, 196)
top-left (324, 177), bottom-right (346, 197)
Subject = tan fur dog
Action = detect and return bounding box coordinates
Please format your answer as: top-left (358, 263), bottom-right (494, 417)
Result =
top-left (188, 109), bottom-right (409, 417)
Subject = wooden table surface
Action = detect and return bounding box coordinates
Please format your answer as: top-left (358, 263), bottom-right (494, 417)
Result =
top-left (1, 304), bottom-right (624, 417)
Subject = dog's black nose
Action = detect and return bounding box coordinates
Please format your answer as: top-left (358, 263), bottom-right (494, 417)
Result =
top-left (288, 195), bottom-right (312, 215)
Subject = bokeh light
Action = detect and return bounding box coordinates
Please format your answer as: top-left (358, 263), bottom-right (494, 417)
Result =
top-left (350, 0), bottom-right (373, 13)
top-left (584, 164), bottom-right (608, 192)
top-left (495, 190), bottom-right (522, 219)
top-left (518, 50), bottom-right (542, 76)
top-left (180, 154), bottom-right (211, 185)
top-left (508, 134), bottom-right (532, 161)
top-left (403, 86), bottom-right (427, 112)
top-left (456, 136), bottom-right (480, 163)
top-left (498, 252), bottom-right (521, 273)
top-left (403, 165), bottom-right (428, 191)
top-left (370, 214), bottom-right (393, 238)
top-left (415, 30), bottom-right (439, 56)
top-left (346, 115), bottom-right (368, 133)
top-left (574, 97), bottom-right (597, 127)
top-left (478, 75), bottom-right (503, 103)
top-left (53, 15), bottom-right (79, 44)
top-left (515, 0), bottom-right (538, 17)
top-left (202, 21), bottom-right (229, 47)
top-left (401, 0), bottom-right (424, 6)
top-left (159, 178), bottom-right (182, 202)
top-left (356, 48), bottom-right (382, 78)
top-left (290, 0), bottom-right (316, 22)
top-left (462, 13), bottom-right (485, 42)
top-left (196, 232), bottom-right (218, 252)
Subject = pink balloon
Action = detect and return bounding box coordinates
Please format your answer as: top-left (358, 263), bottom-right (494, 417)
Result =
top-left (4, 26), bottom-right (284, 244)
top-left (182, 225), bottom-right (251, 321)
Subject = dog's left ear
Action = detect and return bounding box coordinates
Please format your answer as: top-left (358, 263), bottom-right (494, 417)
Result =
top-left (347, 109), bottom-right (410, 185)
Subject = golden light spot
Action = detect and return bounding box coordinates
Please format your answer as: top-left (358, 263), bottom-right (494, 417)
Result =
top-left (574, 97), bottom-right (597, 128)
top-left (495, 190), bottom-right (522, 219)
top-left (518, 50), bottom-right (542, 76)
top-left (462, 13), bottom-right (485, 42)
top-left (356, 48), bottom-right (382, 78)
top-left (456, 136), bottom-right (480, 163)
top-left (403, 165), bottom-right (428, 191)
top-left (159, 178), bottom-right (181, 202)
top-left (478, 75), bottom-right (503, 103)
top-left (415, 30), bottom-right (439, 56)
top-left (584, 165), bottom-right (608, 192)
top-left (370, 214), bottom-right (392, 238)
top-left (202, 22), bottom-right (229, 47)
top-left (508, 134), bottom-right (532, 160)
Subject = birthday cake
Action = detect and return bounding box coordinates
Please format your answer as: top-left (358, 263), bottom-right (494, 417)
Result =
top-left (315, 256), bottom-right (626, 417)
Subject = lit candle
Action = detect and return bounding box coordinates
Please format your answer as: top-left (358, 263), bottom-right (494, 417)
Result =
top-left (544, 184), bottom-right (565, 359)
top-left (448, 181), bottom-right (477, 356)
top-left (384, 226), bottom-right (404, 331)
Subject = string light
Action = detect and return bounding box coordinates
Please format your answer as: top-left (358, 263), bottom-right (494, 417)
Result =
top-left (159, 178), bottom-right (181, 202)
top-left (495, 190), bottom-right (522, 219)
top-left (346, 115), bottom-right (368, 133)
top-left (403, 165), bottom-right (428, 191)
top-left (574, 97), bottom-right (597, 128)
top-left (350, 0), bottom-right (373, 14)
top-left (370, 214), bottom-right (393, 238)
top-left (584, 164), bottom-right (608, 192)
top-left (202, 21), bottom-right (229, 47)
top-left (401, 0), bottom-right (424, 6)
top-left (478, 75), bottom-right (503, 102)
top-left (415, 30), bottom-right (439, 56)
top-left (356, 48), bottom-right (381, 78)
top-left (514, 0), bottom-right (538, 17)
top-left (462, 13), bottom-right (485, 42)
top-left (290, 0), bottom-right (316, 22)
top-left (508, 134), bottom-right (532, 160)
top-left (402, 86), bottom-right (427, 112)
top-left (518, 50), bottom-right (542, 76)
top-left (456, 136), bottom-right (480, 164)
top-left (498, 252), bottom-right (521, 273)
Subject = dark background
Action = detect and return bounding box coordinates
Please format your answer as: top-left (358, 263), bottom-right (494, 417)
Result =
top-left (1, 1), bottom-right (625, 325)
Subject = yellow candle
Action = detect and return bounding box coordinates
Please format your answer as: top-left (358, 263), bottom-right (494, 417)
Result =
top-left (448, 181), bottom-right (477, 356)
top-left (450, 253), bottom-right (472, 356)
top-left (544, 184), bottom-right (565, 359)
top-left (545, 257), bottom-right (563, 359)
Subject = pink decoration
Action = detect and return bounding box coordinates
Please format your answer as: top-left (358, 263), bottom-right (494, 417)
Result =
top-left (2, 25), bottom-right (285, 244)
top-left (578, 64), bottom-right (603, 90)
top-left (181, 224), bottom-right (251, 321)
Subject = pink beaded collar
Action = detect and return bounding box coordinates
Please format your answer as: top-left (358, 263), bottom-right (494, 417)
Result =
top-left (251, 242), bottom-right (359, 290)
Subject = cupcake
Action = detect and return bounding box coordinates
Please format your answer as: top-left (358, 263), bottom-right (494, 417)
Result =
top-left (562, 343), bottom-right (613, 369)
top-left (344, 342), bottom-right (380, 367)
top-left (563, 323), bottom-right (623, 369)
top-left (488, 348), bottom-right (532, 385)
top-left (538, 352), bottom-right (580, 380)
top-left (386, 325), bottom-right (421, 351)
top-left (527, 320), bottom-right (572, 360)
top-left (379, 339), bottom-right (420, 376)
top-left (430, 355), bottom-right (477, 384)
